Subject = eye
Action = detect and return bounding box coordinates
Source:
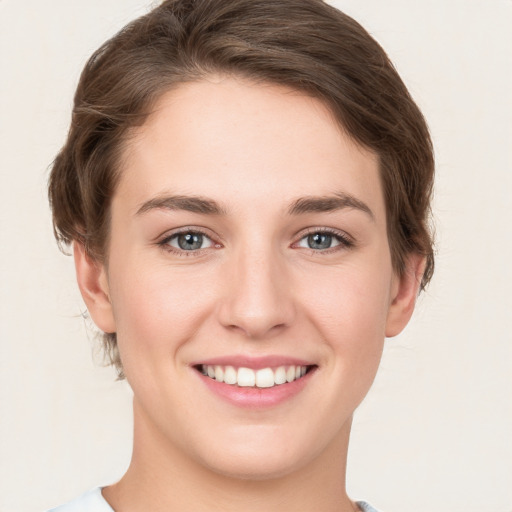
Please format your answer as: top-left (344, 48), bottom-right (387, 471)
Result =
top-left (295, 230), bottom-right (353, 251)
top-left (164, 231), bottom-right (215, 252)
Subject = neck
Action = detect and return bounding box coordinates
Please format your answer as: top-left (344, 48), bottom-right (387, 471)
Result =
top-left (103, 401), bottom-right (358, 512)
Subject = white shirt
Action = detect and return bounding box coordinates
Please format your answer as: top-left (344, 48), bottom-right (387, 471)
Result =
top-left (47, 487), bottom-right (381, 512)
top-left (47, 488), bottom-right (113, 512)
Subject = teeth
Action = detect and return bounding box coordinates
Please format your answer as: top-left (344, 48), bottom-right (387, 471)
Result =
top-left (214, 365), bottom-right (224, 382)
top-left (224, 365), bottom-right (237, 385)
top-left (274, 366), bottom-right (287, 385)
top-left (255, 368), bottom-right (274, 388)
top-left (237, 367), bottom-right (256, 387)
top-left (200, 364), bottom-right (310, 388)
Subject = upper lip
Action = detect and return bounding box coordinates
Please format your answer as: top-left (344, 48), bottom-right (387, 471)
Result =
top-left (190, 355), bottom-right (316, 370)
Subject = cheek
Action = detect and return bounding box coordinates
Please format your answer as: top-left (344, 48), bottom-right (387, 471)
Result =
top-left (304, 259), bottom-right (391, 331)
top-left (299, 259), bottom-right (392, 372)
top-left (107, 261), bottom-right (217, 357)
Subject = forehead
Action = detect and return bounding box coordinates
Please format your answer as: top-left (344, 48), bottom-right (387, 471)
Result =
top-left (116, 77), bottom-right (384, 221)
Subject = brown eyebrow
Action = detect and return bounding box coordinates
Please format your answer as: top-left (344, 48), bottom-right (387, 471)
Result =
top-left (136, 192), bottom-right (373, 220)
top-left (136, 195), bottom-right (226, 216)
top-left (287, 192), bottom-right (375, 220)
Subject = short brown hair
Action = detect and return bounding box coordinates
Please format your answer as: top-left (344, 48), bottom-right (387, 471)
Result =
top-left (49, 0), bottom-right (435, 376)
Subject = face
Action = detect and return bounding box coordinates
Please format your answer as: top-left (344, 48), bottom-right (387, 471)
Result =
top-left (78, 77), bottom-right (419, 480)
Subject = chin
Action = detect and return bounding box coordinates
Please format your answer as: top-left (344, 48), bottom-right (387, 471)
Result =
top-left (190, 425), bottom-right (327, 482)
top-left (201, 449), bottom-right (305, 482)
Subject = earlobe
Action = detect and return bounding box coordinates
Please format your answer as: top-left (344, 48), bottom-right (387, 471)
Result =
top-left (73, 242), bottom-right (116, 334)
top-left (385, 254), bottom-right (426, 338)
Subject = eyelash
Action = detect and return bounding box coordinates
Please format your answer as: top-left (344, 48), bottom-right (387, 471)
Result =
top-left (158, 228), bottom-right (219, 257)
top-left (294, 228), bottom-right (355, 254)
top-left (157, 227), bottom-right (354, 257)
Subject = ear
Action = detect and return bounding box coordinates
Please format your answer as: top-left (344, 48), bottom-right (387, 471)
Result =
top-left (73, 242), bottom-right (116, 334)
top-left (385, 253), bottom-right (426, 338)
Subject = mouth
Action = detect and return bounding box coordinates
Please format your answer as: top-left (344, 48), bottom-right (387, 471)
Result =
top-left (194, 364), bottom-right (316, 389)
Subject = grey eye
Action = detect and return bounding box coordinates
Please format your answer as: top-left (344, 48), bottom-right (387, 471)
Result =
top-left (297, 232), bottom-right (341, 250)
top-left (179, 233), bottom-right (203, 250)
top-left (308, 233), bottom-right (333, 249)
top-left (169, 232), bottom-right (213, 251)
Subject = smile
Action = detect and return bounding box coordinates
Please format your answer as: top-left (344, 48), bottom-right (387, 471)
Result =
top-left (198, 364), bottom-right (312, 388)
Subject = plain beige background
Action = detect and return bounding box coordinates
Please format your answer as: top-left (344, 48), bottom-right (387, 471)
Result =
top-left (1, 1), bottom-right (511, 511)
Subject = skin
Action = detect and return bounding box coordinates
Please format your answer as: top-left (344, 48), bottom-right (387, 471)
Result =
top-left (75, 77), bottom-right (424, 512)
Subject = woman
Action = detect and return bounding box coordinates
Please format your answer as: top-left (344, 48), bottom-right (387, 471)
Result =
top-left (47, 0), bottom-right (434, 510)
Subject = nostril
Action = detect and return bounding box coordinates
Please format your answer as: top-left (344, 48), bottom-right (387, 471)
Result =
top-left (215, 270), bottom-right (296, 339)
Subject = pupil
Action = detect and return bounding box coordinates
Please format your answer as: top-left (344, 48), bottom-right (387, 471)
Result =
top-left (178, 233), bottom-right (202, 250)
top-left (308, 233), bottom-right (331, 250)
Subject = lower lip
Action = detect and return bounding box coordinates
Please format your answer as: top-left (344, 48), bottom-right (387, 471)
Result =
top-left (196, 369), bottom-right (316, 409)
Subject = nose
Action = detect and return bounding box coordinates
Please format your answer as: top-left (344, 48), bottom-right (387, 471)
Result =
top-left (217, 245), bottom-right (296, 340)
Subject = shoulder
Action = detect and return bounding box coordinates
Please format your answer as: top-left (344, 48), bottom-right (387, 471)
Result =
top-left (46, 488), bottom-right (114, 512)
top-left (356, 501), bottom-right (384, 512)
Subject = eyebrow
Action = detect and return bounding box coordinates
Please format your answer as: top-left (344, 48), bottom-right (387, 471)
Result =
top-left (136, 195), bottom-right (227, 216)
top-left (288, 192), bottom-right (374, 220)
top-left (136, 191), bottom-right (374, 220)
